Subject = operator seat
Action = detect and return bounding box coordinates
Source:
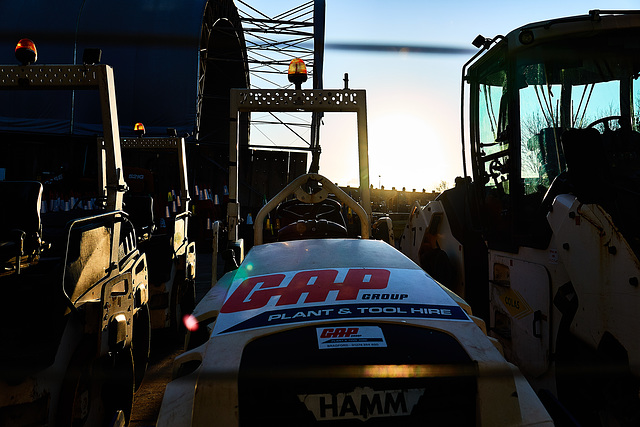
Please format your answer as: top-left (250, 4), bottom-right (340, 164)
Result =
top-left (276, 199), bottom-right (348, 242)
top-left (560, 127), bottom-right (606, 204)
top-left (0, 181), bottom-right (43, 269)
top-left (277, 218), bottom-right (348, 241)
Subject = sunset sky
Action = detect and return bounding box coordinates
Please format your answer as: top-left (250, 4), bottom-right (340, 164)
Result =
top-left (245, 1), bottom-right (639, 191)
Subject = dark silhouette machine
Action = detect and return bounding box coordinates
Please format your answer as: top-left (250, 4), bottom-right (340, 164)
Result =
top-left (400, 10), bottom-right (640, 425)
top-left (0, 1), bottom-right (248, 425)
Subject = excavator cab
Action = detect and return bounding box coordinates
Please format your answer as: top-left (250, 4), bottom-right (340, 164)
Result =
top-left (396, 11), bottom-right (640, 425)
top-left (469, 18), bottom-right (640, 252)
top-left (461, 11), bottom-right (640, 423)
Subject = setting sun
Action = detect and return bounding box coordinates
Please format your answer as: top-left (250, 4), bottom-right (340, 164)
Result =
top-left (319, 95), bottom-right (462, 192)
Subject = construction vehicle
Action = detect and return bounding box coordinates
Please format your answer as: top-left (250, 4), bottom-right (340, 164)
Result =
top-left (0, 40), bottom-right (149, 426)
top-left (120, 133), bottom-right (197, 335)
top-left (155, 61), bottom-right (553, 426)
top-left (400, 10), bottom-right (640, 425)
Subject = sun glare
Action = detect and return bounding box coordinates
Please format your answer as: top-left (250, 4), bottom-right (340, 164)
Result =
top-left (368, 110), bottom-right (457, 191)
top-left (318, 98), bottom-right (461, 192)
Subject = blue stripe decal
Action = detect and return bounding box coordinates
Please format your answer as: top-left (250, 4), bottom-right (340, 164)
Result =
top-left (218, 303), bottom-right (469, 334)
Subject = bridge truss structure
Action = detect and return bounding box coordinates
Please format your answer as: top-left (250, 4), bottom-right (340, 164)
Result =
top-left (236, 0), bottom-right (326, 173)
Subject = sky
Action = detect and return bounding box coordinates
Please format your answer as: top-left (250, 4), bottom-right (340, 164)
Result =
top-left (245, 1), bottom-right (639, 191)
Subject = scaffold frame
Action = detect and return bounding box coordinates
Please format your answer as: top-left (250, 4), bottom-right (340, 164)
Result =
top-left (227, 87), bottom-right (370, 243)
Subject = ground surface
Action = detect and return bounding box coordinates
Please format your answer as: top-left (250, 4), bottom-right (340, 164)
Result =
top-left (129, 338), bottom-right (182, 427)
top-left (129, 247), bottom-right (218, 426)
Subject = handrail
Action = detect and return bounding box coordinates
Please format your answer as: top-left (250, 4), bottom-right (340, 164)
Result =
top-left (254, 173), bottom-right (370, 245)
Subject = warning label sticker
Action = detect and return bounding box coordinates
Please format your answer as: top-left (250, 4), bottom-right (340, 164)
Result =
top-left (316, 326), bottom-right (387, 349)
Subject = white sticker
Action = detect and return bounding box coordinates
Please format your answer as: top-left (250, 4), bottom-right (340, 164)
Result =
top-left (549, 249), bottom-right (559, 265)
top-left (213, 267), bottom-right (470, 335)
top-left (316, 326), bottom-right (386, 349)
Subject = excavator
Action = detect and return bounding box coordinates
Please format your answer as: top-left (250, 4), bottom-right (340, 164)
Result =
top-left (400, 9), bottom-right (640, 425)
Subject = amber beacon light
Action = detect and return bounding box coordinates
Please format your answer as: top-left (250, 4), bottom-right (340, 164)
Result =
top-left (288, 58), bottom-right (307, 90)
top-left (134, 122), bottom-right (146, 138)
top-left (15, 38), bottom-right (37, 65)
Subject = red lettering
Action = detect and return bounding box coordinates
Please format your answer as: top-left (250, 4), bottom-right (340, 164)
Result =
top-left (320, 327), bottom-right (359, 338)
top-left (345, 327), bottom-right (359, 337)
top-left (320, 328), bottom-right (334, 338)
top-left (221, 269), bottom-right (390, 313)
top-left (277, 270), bottom-right (340, 305)
top-left (220, 274), bottom-right (286, 313)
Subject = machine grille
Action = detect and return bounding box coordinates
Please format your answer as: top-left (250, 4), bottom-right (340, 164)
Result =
top-left (238, 323), bottom-right (477, 426)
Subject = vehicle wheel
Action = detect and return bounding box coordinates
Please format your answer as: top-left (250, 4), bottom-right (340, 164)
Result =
top-left (596, 333), bottom-right (640, 426)
top-left (57, 340), bottom-right (134, 427)
top-left (599, 375), bottom-right (640, 426)
top-left (103, 348), bottom-right (135, 425)
top-left (132, 303), bottom-right (151, 390)
top-left (556, 332), bottom-right (640, 426)
top-left (555, 332), bottom-right (601, 426)
top-left (170, 274), bottom-right (196, 344)
top-left (181, 278), bottom-right (196, 317)
top-left (57, 338), bottom-right (103, 426)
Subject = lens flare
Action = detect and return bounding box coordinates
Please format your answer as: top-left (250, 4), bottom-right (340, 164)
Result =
top-left (183, 314), bottom-right (199, 332)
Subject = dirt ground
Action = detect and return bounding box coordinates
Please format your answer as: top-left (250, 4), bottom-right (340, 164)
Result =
top-left (129, 335), bottom-right (183, 427)
top-left (129, 249), bottom-right (216, 426)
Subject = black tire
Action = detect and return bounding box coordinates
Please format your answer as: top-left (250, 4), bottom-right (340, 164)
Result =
top-left (57, 338), bottom-right (100, 427)
top-left (57, 340), bottom-right (134, 427)
top-left (103, 347), bottom-right (135, 425)
top-left (132, 303), bottom-right (151, 390)
top-left (555, 332), bottom-right (640, 426)
top-left (180, 278), bottom-right (196, 317)
top-left (169, 273), bottom-right (196, 344)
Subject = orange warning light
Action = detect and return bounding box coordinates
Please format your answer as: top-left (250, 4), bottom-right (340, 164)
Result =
top-left (134, 122), bottom-right (145, 137)
top-left (15, 39), bottom-right (37, 65)
top-left (288, 58), bottom-right (307, 89)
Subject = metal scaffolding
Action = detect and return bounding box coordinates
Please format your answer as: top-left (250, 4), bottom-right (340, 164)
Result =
top-left (237, 0), bottom-right (325, 173)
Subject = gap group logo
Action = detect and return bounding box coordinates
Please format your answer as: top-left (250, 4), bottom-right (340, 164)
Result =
top-left (221, 268), bottom-right (391, 313)
top-left (317, 326), bottom-right (387, 349)
top-left (212, 267), bottom-right (470, 335)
